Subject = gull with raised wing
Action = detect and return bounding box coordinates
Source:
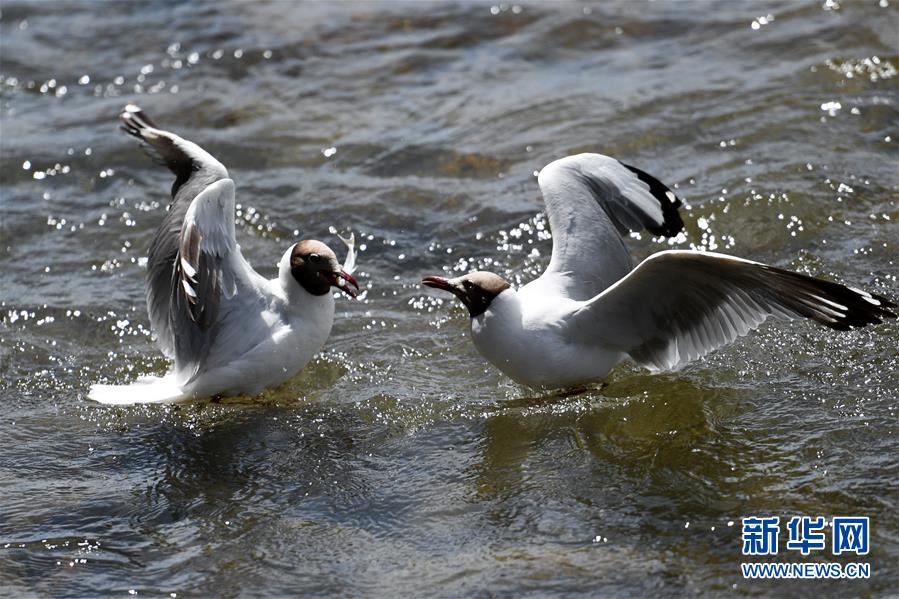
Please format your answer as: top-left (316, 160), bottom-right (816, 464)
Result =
top-left (422, 153), bottom-right (895, 389)
top-left (89, 105), bottom-right (359, 404)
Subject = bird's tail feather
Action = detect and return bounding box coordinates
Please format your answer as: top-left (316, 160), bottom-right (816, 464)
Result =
top-left (88, 374), bottom-right (188, 405)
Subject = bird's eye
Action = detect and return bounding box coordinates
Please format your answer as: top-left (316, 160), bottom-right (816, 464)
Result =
top-left (309, 254), bottom-right (321, 263)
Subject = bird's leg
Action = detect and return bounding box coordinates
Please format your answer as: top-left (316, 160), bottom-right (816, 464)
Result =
top-left (557, 384), bottom-right (604, 399)
top-left (505, 383), bottom-right (606, 408)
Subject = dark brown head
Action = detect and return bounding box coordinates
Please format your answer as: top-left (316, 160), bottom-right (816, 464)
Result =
top-left (290, 240), bottom-right (359, 298)
top-left (421, 271), bottom-right (511, 317)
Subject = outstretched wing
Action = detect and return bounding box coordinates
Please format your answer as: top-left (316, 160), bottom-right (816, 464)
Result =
top-left (337, 231), bottom-right (357, 275)
top-left (120, 105), bottom-right (262, 382)
top-left (566, 250), bottom-right (896, 372)
top-left (534, 153), bottom-right (684, 300)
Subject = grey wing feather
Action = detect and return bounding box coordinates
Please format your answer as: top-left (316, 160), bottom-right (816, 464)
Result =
top-left (168, 179), bottom-right (239, 382)
top-left (568, 250), bottom-right (896, 372)
top-left (535, 153), bottom-right (684, 301)
top-left (121, 105), bottom-right (260, 382)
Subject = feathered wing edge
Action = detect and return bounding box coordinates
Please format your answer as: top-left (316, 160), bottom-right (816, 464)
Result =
top-left (539, 154), bottom-right (685, 240)
top-left (119, 105), bottom-right (235, 380)
top-left (617, 161), bottom-right (684, 237)
top-left (536, 153), bottom-right (687, 300)
top-left (570, 251), bottom-right (896, 372)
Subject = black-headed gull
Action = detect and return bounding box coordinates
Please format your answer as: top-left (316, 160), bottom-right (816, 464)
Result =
top-left (89, 105), bottom-right (359, 404)
top-left (423, 153), bottom-right (896, 389)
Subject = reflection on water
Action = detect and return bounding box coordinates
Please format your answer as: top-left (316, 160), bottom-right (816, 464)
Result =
top-left (1, 0), bottom-right (898, 595)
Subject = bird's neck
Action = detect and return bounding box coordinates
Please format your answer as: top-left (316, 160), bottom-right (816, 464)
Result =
top-left (472, 288), bottom-right (518, 321)
top-left (274, 270), bottom-right (324, 310)
top-left (271, 250), bottom-right (328, 312)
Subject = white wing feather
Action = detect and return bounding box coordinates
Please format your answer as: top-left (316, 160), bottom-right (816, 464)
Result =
top-left (533, 153), bottom-right (683, 301)
top-left (567, 250), bottom-right (896, 372)
top-left (338, 231), bottom-right (357, 275)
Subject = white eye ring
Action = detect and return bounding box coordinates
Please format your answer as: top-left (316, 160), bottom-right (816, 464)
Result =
top-left (309, 253), bottom-right (322, 263)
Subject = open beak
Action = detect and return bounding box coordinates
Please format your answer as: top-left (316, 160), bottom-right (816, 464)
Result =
top-left (327, 270), bottom-right (359, 298)
top-left (421, 275), bottom-right (455, 293)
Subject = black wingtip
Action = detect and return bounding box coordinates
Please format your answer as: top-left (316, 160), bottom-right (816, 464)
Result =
top-left (117, 105), bottom-right (196, 198)
top-left (119, 104), bottom-right (160, 139)
top-left (122, 104), bottom-right (159, 127)
top-left (829, 286), bottom-right (897, 329)
top-left (119, 118), bottom-right (143, 140)
top-left (766, 266), bottom-right (898, 331)
top-left (620, 162), bottom-right (685, 237)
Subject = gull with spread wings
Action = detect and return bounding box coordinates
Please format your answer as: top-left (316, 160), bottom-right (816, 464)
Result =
top-left (423, 153), bottom-right (895, 389)
top-left (89, 105), bottom-right (358, 404)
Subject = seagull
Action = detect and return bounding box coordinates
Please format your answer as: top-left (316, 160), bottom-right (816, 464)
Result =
top-left (88, 105), bottom-right (359, 405)
top-left (422, 153), bottom-right (896, 389)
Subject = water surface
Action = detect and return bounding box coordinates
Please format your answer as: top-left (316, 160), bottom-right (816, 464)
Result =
top-left (1, 1), bottom-right (898, 596)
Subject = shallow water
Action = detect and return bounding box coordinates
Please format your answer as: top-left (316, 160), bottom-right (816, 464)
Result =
top-left (1, 0), bottom-right (898, 596)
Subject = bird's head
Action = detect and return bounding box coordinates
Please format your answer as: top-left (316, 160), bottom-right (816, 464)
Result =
top-left (288, 240), bottom-right (358, 298)
top-left (422, 271), bottom-right (510, 317)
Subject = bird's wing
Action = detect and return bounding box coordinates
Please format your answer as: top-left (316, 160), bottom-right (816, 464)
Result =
top-left (120, 104), bottom-right (228, 202)
top-left (338, 231), bottom-right (357, 275)
top-left (566, 250), bottom-right (896, 372)
top-left (535, 153), bottom-right (684, 300)
top-left (120, 105), bottom-right (264, 382)
top-left (171, 179), bottom-right (274, 382)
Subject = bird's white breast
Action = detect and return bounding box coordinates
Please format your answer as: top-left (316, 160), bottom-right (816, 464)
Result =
top-left (469, 289), bottom-right (624, 389)
top-left (185, 288), bottom-right (335, 397)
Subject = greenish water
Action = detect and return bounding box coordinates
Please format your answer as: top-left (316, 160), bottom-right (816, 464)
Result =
top-left (1, 1), bottom-right (897, 596)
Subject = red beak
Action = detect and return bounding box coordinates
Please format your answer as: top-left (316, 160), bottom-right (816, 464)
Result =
top-left (421, 275), bottom-right (455, 292)
top-left (328, 270), bottom-right (359, 298)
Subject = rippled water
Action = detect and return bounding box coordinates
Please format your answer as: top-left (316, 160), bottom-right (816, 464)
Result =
top-left (2, 1), bottom-right (898, 596)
